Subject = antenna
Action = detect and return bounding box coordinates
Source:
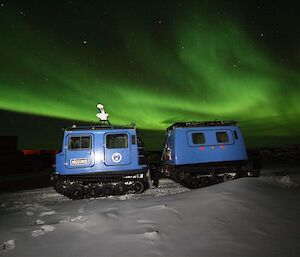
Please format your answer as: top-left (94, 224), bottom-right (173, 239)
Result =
top-left (96, 103), bottom-right (110, 124)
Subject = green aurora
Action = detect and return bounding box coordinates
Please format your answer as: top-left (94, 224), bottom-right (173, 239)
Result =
top-left (0, 1), bottom-right (299, 148)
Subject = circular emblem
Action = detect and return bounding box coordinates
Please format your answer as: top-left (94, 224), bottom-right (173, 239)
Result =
top-left (112, 152), bottom-right (122, 163)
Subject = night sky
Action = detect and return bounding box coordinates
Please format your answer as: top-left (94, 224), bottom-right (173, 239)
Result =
top-left (0, 0), bottom-right (299, 150)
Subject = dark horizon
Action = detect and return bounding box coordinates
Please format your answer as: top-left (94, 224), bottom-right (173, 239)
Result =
top-left (0, 109), bottom-right (298, 151)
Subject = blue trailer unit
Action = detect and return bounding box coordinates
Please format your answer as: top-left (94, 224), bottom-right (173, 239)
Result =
top-left (53, 104), bottom-right (149, 199)
top-left (161, 121), bottom-right (258, 188)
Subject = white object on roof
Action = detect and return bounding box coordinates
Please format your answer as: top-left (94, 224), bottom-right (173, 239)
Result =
top-left (96, 103), bottom-right (109, 121)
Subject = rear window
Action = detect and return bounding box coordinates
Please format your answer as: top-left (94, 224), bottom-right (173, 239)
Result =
top-left (68, 136), bottom-right (91, 150)
top-left (216, 132), bottom-right (229, 143)
top-left (106, 134), bottom-right (128, 149)
top-left (192, 133), bottom-right (206, 144)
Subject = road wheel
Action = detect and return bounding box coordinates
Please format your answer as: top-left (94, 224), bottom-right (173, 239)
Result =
top-left (102, 184), bottom-right (113, 196)
top-left (70, 183), bottom-right (84, 200)
top-left (114, 183), bottom-right (127, 195)
top-left (133, 181), bottom-right (145, 194)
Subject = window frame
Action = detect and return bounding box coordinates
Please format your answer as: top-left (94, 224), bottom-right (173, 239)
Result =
top-left (216, 131), bottom-right (229, 143)
top-left (191, 132), bottom-right (206, 145)
top-left (106, 133), bottom-right (129, 149)
top-left (68, 135), bottom-right (92, 150)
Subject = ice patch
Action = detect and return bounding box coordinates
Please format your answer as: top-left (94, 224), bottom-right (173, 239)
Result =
top-left (116, 195), bottom-right (132, 200)
top-left (31, 230), bottom-right (44, 238)
top-left (144, 230), bottom-right (159, 239)
top-left (137, 219), bottom-right (155, 224)
top-left (34, 219), bottom-right (45, 225)
top-left (41, 225), bottom-right (56, 232)
top-left (0, 240), bottom-right (15, 252)
top-left (31, 225), bottom-right (56, 237)
top-left (59, 216), bottom-right (87, 224)
top-left (39, 210), bottom-right (56, 216)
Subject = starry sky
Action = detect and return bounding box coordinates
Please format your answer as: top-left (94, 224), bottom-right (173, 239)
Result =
top-left (0, 0), bottom-right (299, 149)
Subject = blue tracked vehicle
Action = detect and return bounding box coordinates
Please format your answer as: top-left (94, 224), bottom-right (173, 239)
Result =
top-left (161, 121), bottom-right (260, 189)
top-left (53, 104), bottom-right (149, 199)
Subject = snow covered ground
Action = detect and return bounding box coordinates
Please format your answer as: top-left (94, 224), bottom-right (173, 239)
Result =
top-left (0, 168), bottom-right (299, 257)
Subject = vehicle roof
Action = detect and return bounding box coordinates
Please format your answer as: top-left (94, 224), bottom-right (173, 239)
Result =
top-left (64, 124), bottom-right (135, 131)
top-left (167, 120), bottom-right (238, 131)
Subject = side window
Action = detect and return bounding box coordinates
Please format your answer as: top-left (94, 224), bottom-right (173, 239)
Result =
top-left (216, 132), bottom-right (229, 143)
top-left (69, 136), bottom-right (91, 150)
top-left (192, 133), bottom-right (205, 144)
top-left (106, 134), bottom-right (128, 149)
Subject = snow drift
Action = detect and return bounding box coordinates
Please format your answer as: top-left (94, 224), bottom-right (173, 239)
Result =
top-left (0, 172), bottom-right (299, 257)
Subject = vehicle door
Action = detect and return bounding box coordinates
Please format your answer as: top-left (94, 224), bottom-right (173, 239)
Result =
top-left (65, 133), bottom-right (95, 168)
top-left (104, 132), bottom-right (131, 166)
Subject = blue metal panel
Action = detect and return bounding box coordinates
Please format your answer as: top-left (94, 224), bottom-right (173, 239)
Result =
top-left (163, 125), bottom-right (248, 166)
